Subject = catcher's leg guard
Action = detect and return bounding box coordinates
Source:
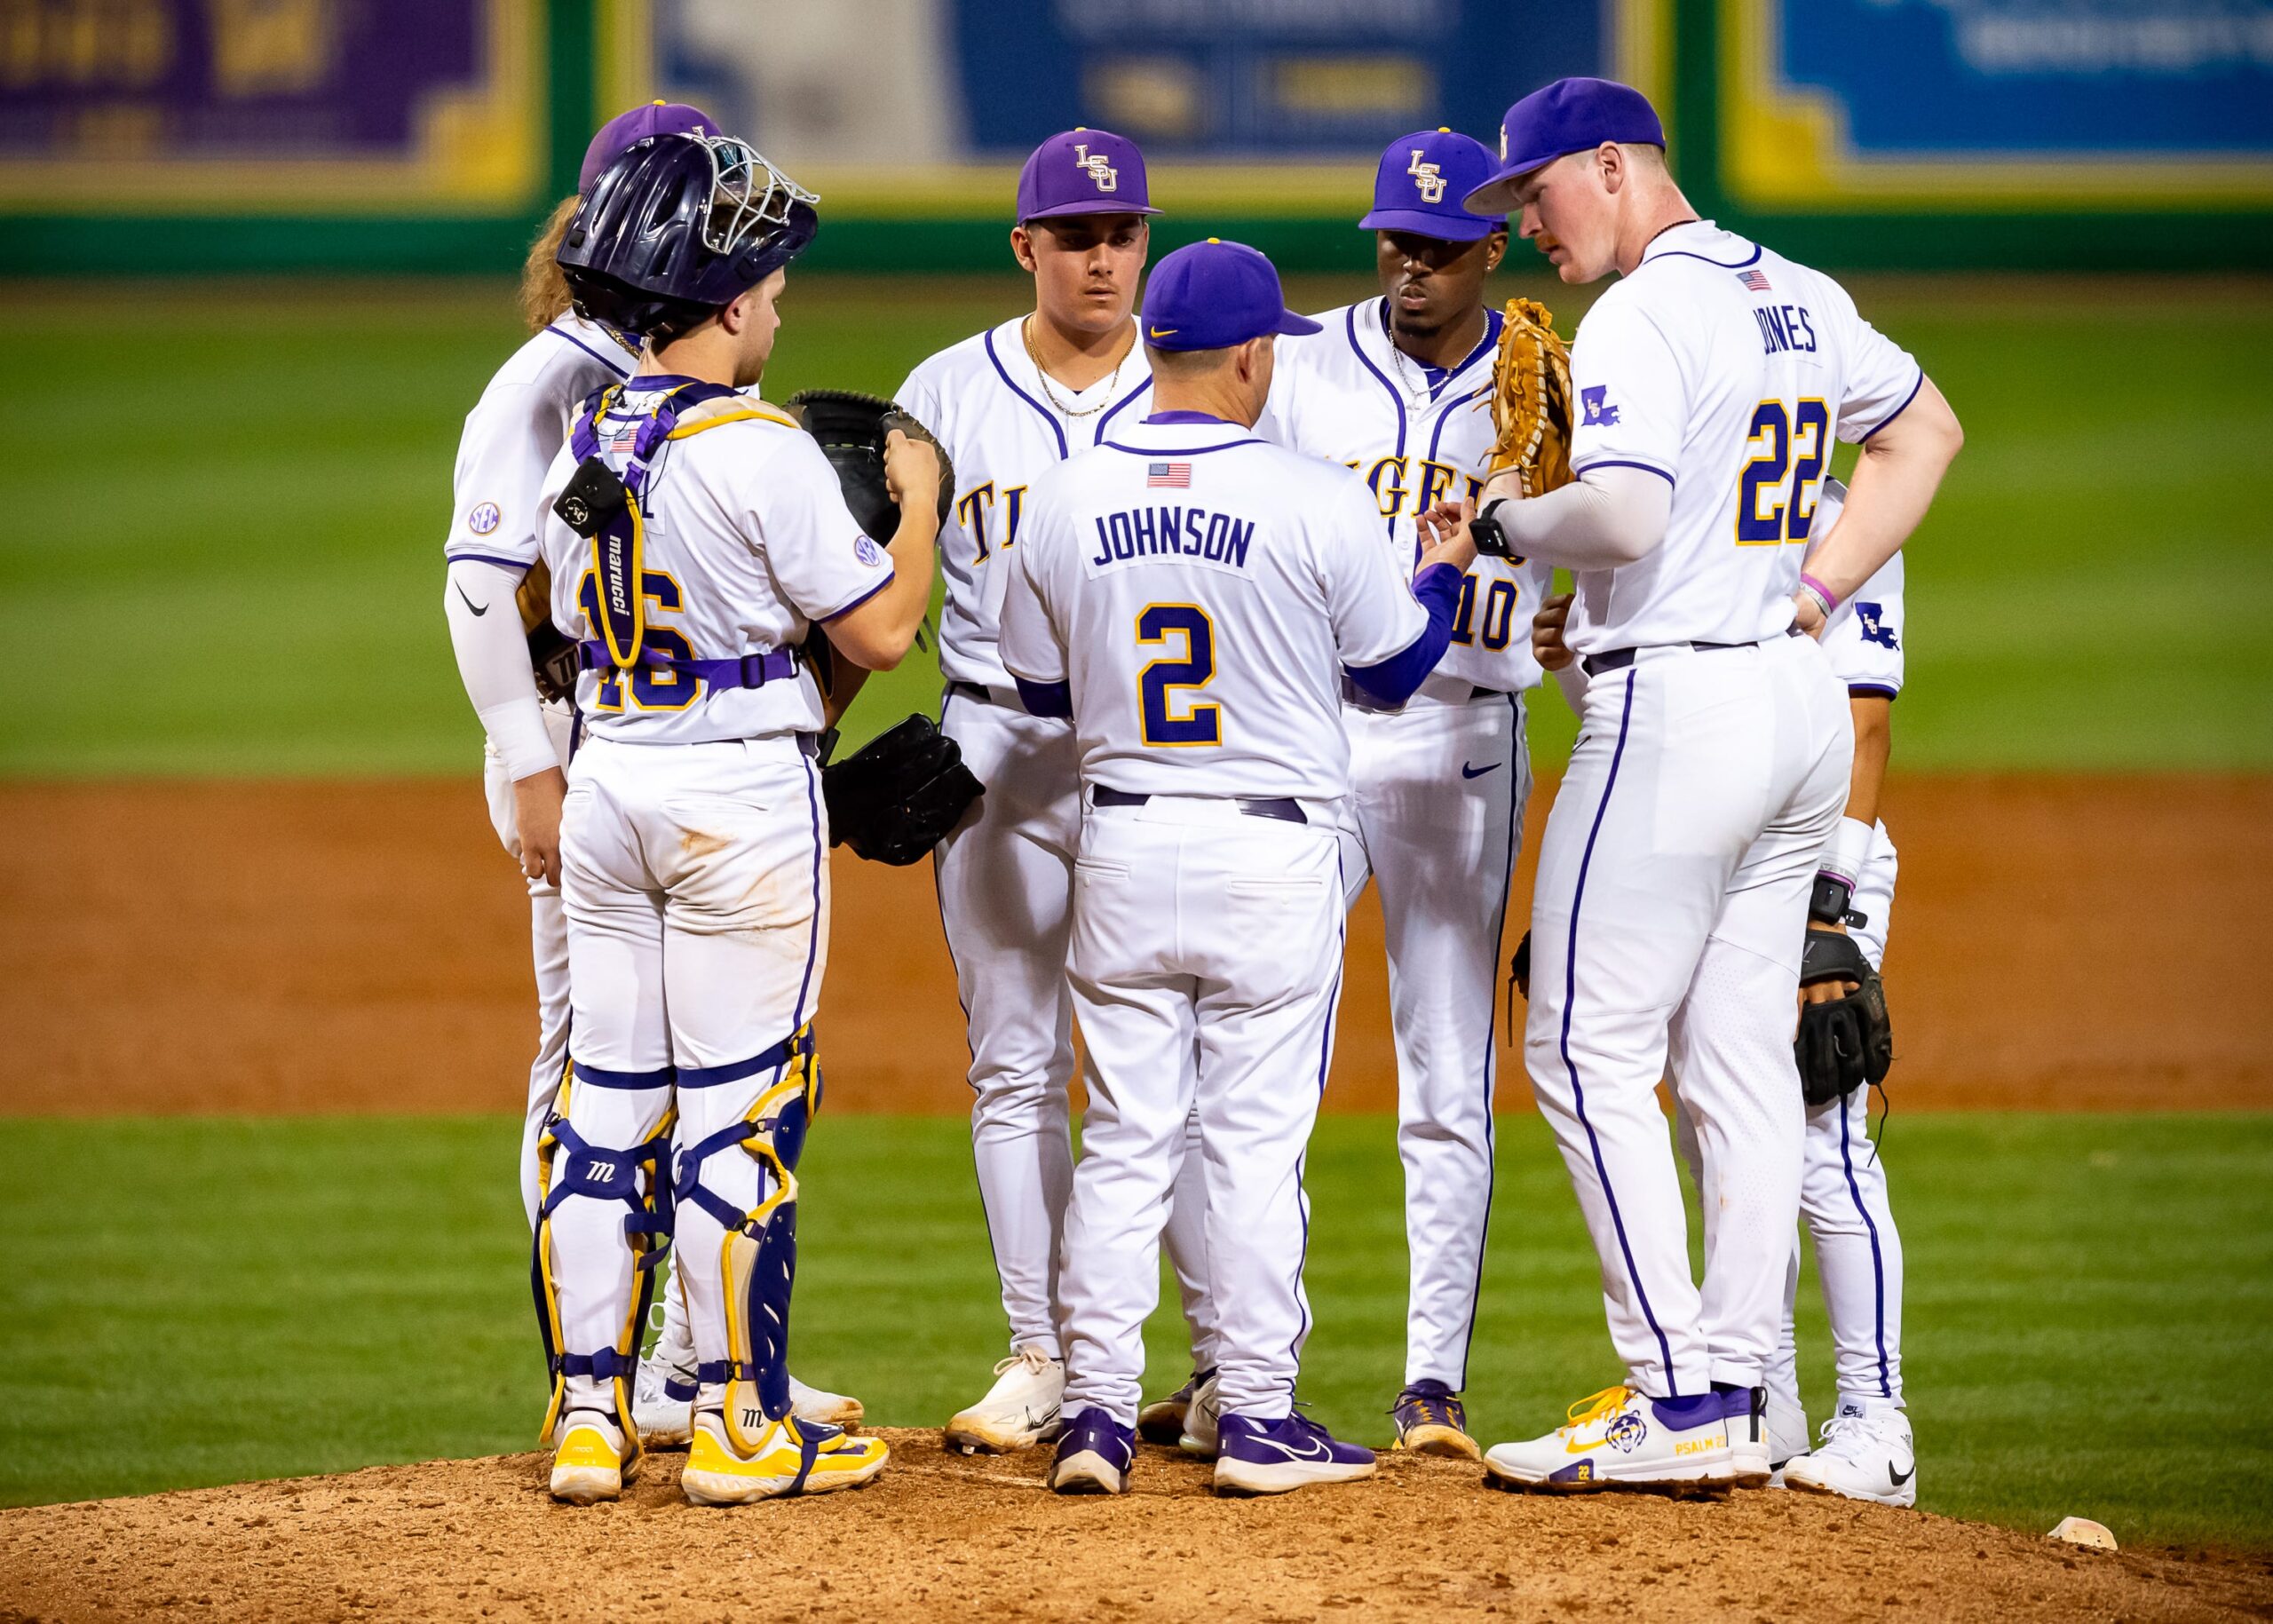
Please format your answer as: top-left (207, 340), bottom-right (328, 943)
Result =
top-left (531, 1066), bottom-right (677, 1450)
top-left (673, 1026), bottom-right (820, 1454)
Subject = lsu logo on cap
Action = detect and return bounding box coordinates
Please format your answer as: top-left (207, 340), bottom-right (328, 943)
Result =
top-left (467, 501), bottom-right (502, 535)
top-left (1406, 149), bottom-right (1445, 203)
top-left (1073, 143), bottom-right (1118, 193)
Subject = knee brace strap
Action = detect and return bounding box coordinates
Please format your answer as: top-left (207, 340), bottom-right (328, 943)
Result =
top-left (556, 1347), bottom-right (638, 1382)
top-left (539, 1121), bottom-right (677, 1263)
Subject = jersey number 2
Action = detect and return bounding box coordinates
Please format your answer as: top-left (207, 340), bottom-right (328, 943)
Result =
top-left (1136, 604), bottom-right (1220, 747)
top-left (1736, 399), bottom-right (1830, 546)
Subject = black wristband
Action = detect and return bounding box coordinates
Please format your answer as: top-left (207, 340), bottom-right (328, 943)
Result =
top-left (1810, 872), bottom-right (1865, 929)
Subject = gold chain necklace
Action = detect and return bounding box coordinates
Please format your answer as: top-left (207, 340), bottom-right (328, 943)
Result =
top-left (1022, 316), bottom-right (1127, 418)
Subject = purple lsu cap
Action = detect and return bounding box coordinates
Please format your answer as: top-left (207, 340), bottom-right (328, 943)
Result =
top-left (1361, 129), bottom-right (1504, 240)
top-left (1140, 238), bottom-right (1320, 352)
top-left (581, 101), bottom-right (720, 192)
top-left (1463, 78), bottom-right (1666, 216)
top-left (1017, 127), bottom-right (1162, 223)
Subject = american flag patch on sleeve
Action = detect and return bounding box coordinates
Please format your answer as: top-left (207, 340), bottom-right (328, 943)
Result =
top-left (1737, 269), bottom-right (1771, 293)
top-left (1147, 462), bottom-right (1192, 488)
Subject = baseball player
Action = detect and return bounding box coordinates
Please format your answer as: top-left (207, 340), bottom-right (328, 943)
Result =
top-left (895, 129), bottom-right (1213, 1453)
top-left (491, 132), bottom-right (939, 1505)
top-left (1000, 238), bottom-right (1480, 1497)
top-left (443, 102), bottom-right (859, 1451)
top-left (1442, 78), bottom-right (1961, 1492)
top-left (1217, 126), bottom-right (1548, 1461)
top-left (1536, 481), bottom-right (1918, 1502)
top-left (1776, 479), bottom-right (1916, 1503)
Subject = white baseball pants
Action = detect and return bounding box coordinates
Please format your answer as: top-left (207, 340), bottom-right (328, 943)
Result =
top-left (1059, 796), bottom-right (1344, 1425)
top-left (481, 701), bottom-right (578, 1229)
top-left (547, 734), bottom-right (828, 1412)
top-left (1777, 821), bottom-right (1905, 1409)
top-left (938, 687), bottom-right (1213, 1365)
top-left (1525, 634), bottom-right (1851, 1397)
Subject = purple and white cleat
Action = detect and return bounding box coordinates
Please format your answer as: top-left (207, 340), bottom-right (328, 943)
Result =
top-left (1482, 1384), bottom-right (1735, 1494)
top-left (1213, 1411), bottom-right (1376, 1496)
top-left (1049, 1406), bottom-right (1136, 1495)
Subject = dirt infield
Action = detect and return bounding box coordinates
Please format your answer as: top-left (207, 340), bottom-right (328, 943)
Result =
top-left (1, 1432), bottom-right (2266, 1624)
top-left (2, 774), bottom-right (2267, 1117)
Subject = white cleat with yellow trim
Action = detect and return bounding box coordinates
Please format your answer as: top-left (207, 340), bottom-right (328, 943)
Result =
top-left (680, 1409), bottom-right (890, 1505)
top-left (1482, 1385), bottom-right (1737, 1494)
top-left (549, 1409), bottom-right (637, 1505)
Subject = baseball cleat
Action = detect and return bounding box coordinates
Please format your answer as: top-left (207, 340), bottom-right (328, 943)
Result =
top-left (1481, 1385), bottom-right (1736, 1494)
top-left (1765, 1391), bottom-right (1810, 1487)
top-left (1214, 1411), bottom-right (1376, 1496)
top-left (1049, 1407), bottom-right (1136, 1494)
top-left (788, 1374), bottom-right (865, 1430)
top-left (945, 1346), bottom-right (1065, 1454)
top-left (1782, 1401), bottom-right (1916, 1508)
top-left (632, 1352), bottom-right (696, 1449)
top-left (1137, 1370), bottom-right (1207, 1447)
top-left (1722, 1384), bottom-right (1775, 1487)
top-left (1391, 1380), bottom-right (1482, 1461)
top-left (549, 1410), bottom-right (636, 1505)
top-left (1178, 1369), bottom-right (1222, 1459)
top-left (681, 1409), bottom-right (889, 1505)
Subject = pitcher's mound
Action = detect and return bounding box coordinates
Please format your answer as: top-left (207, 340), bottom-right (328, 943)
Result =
top-left (2, 1430), bottom-right (2266, 1622)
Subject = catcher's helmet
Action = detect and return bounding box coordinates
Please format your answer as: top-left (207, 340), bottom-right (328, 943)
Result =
top-left (558, 133), bottom-right (819, 337)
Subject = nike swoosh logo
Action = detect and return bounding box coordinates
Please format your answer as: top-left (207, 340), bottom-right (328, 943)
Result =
top-left (1890, 1462), bottom-right (1915, 1486)
top-left (1148, 326), bottom-right (1177, 338)
top-left (1461, 761), bottom-right (1500, 780)
top-left (454, 582), bottom-right (488, 617)
top-left (1247, 1435), bottom-right (1333, 1462)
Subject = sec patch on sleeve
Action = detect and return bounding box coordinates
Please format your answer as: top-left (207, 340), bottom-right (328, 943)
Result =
top-left (466, 501), bottom-right (503, 535)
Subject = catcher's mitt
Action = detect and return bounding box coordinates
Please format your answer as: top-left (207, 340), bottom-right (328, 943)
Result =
top-left (515, 560), bottom-right (582, 703)
top-left (822, 714), bottom-right (983, 866)
top-left (1794, 928), bottom-right (1894, 1107)
top-left (1484, 297), bottom-right (1575, 497)
top-left (785, 389), bottom-right (954, 544)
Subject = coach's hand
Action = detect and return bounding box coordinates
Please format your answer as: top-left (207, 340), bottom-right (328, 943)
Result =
top-left (1416, 500), bottom-right (1479, 574)
top-left (1532, 591), bottom-right (1576, 671)
top-left (513, 766), bottom-right (568, 886)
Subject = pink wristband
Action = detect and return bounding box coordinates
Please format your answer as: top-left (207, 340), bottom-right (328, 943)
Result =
top-left (1798, 572), bottom-right (1841, 615)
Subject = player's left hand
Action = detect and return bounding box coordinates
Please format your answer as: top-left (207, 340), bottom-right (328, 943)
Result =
top-left (883, 428), bottom-right (942, 512)
top-left (512, 766), bottom-right (568, 885)
top-left (1532, 591), bottom-right (1576, 671)
top-left (1415, 499), bottom-right (1479, 574)
top-left (1799, 922), bottom-right (1858, 1007)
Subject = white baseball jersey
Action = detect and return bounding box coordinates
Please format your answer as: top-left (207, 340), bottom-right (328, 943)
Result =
top-left (1261, 299), bottom-right (1548, 693)
top-left (897, 319), bottom-right (1156, 689)
top-left (1808, 485), bottom-right (1906, 699)
top-left (1562, 220), bottom-right (1921, 656)
top-left (529, 381), bottom-right (895, 744)
top-left (1000, 414), bottom-right (1430, 804)
top-left (445, 316), bottom-right (638, 574)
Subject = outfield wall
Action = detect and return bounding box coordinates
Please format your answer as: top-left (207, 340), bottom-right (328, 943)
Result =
top-left (2, 0), bottom-right (2268, 274)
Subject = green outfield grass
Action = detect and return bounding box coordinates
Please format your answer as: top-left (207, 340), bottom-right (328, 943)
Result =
top-left (1, 276), bottom-right (2268, 775)
top-left (4, 1111), bottom-right (2269, 1549)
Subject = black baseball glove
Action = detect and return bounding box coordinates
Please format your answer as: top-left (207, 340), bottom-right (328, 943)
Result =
top-left (1794, 928), bottom-right (1893, 1107)
top-left (821, 715), bottom-right (983, 866)
top-left (784, 389), bottom-right (954, 543)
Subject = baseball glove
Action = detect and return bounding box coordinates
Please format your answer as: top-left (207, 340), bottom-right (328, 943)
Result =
top-left (821, 714), bottom-right (983, 866)
top-left (1794, 928), bottom-right (1894, 1107)
top-left (1484, 297), bottom-right (1575, 497)
top-left (516, 560), bottom-right (582, 703)
top-left (784, 389), bottom-right (954, 544)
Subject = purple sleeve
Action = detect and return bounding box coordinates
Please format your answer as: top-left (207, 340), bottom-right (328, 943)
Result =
top-left (1342, 563), bottom-right (1463, 708)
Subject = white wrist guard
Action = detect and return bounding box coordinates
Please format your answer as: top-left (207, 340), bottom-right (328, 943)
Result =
top-left (1810, 816), bottom-right (1877, 928)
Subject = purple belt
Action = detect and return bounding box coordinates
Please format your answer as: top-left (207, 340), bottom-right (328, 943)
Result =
top-left (578, 641), bottom-right (799, 690)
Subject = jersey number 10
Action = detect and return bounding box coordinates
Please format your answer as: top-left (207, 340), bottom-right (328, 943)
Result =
top-left (1737, 398), bottom-right (1830, 546)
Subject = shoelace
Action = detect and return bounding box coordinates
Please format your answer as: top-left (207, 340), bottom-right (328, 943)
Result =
top-left (994, 1346), bottom-right (1057, 1379)
top-left (1815, 1412), bottom-right (1889, 1461)
top-left (1562, 1384), bottom-right (1635, 1435)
